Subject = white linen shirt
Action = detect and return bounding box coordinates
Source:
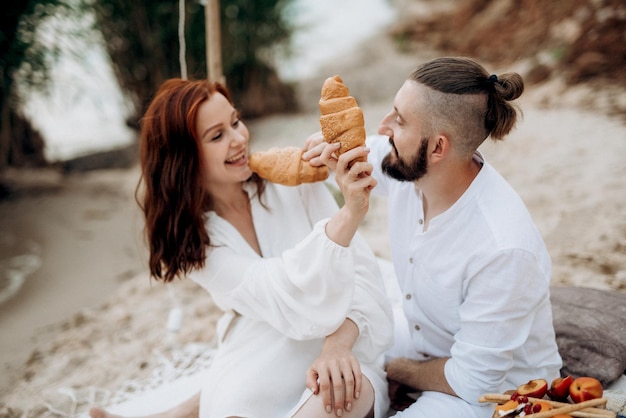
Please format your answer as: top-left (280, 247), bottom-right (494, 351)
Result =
top-left (367, 135), bottom-right (562, 406)
top-left (189, 181), bottom-right (393, 417)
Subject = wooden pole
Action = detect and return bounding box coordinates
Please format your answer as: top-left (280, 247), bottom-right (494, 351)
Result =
top-left (205, 0), bottom-right (224, 84)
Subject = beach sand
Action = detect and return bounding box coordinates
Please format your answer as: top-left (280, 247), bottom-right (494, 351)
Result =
top-left (1, 3), bottom-right (626, 415)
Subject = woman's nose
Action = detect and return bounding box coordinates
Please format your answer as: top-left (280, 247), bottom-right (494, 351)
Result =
top-left (231, 129), bottom-right (247, 145)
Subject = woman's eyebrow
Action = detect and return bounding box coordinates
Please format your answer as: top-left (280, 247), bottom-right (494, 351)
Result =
top-left (200, 122), bottom-right (222, 140)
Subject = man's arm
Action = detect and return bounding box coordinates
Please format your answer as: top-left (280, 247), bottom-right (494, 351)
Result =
top-left (386, 357), bottom-right (458, 397)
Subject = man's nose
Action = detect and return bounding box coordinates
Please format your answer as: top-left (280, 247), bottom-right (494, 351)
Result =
top-left (378, 113), bottom-right (392, 136)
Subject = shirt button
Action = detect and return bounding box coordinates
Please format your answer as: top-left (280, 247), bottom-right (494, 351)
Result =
top-left (405, 294), bottom-right (412, 300)
top-left (409, 257), bottom-right (414, 264)
top-left (418, 219), bottom-right (423, 225)
top-left (414, 324), bottom-right (421, 331)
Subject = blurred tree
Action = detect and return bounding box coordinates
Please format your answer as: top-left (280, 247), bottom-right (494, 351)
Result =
top-left (90, 0), bottom-right (299, 125)
top-left (0, 0), bottom-right (71, 170)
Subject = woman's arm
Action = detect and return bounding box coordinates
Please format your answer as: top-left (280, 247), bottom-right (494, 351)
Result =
top-left (192, 145), bottom-right (378, 339)
top-left (306, 318), bottom-right (361, 416)
top-left (323, 144), bottom-right (376, 247)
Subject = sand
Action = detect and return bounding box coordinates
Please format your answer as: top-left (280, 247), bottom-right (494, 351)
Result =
top-left (1, 7), bottom-right (626, 416)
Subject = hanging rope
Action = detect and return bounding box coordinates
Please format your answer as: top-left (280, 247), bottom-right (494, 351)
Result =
top-left (178, 0), bottom-right (188, 80)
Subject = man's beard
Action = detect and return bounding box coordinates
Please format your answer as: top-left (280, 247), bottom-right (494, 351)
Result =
top-left (381, 137), bottom-right (429, 182)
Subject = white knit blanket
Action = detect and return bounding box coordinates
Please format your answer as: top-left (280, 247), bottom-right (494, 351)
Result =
top-left (28, 343), bottom-right (215, 417)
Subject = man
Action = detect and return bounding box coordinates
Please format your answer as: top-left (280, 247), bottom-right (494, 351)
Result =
top-left (304, 56), bottom-right (562, 417)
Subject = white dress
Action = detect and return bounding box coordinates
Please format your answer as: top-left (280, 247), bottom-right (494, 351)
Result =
top-left (189, 181), bottom-right (394, 418)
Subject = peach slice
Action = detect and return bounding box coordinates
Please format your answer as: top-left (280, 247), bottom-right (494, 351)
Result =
top-left (494, 399), bottom-right (519, 412)
top-left (532, 400), bottom-right (553, 413)
top-left (516, 378), bottom-right (549, 399)
top-left (547, 375), bottom-right (573, 401)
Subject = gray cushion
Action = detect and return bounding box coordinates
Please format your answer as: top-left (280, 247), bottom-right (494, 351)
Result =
top-left (551, 286), bottom-right (626, 386)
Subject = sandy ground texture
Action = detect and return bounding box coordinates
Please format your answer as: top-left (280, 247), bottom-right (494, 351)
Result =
top-left (2, 1), bottom-right (626, 416)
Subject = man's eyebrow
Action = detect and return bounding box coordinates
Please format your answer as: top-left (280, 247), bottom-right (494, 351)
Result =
top-left (394, 106), bottom-right (405, 122)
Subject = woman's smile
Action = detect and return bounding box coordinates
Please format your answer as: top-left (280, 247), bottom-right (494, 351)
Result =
top-left (226, 150), bottom-right (248, 166)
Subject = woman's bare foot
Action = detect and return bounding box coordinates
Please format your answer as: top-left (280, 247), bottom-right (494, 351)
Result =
top-left (89, 407), bottom-right (122, 418)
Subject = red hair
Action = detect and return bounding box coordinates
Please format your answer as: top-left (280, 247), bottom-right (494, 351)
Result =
top-left (137, 78), bottom-right (263, 282)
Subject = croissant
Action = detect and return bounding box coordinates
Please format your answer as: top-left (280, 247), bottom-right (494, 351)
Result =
top-left (248, 146), bottom-right (329, 186)
top-left (319, 75), bottom-right (366, 162)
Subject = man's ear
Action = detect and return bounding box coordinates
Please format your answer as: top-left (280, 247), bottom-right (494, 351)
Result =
top-left (430, 134), bottom-right (450, 164)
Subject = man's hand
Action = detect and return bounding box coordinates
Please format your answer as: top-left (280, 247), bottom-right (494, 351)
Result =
top-left (302, 131), bottom-right (332, 168)
top-left (386, 356), bottom-right (458, 398)
top-left (387, 379), bottom-right (419, 411)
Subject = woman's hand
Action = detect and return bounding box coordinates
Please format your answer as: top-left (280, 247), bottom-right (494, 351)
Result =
top-left (330, 144), bottom-right (376, 219)
top-left (321, 144), bottom-right (376, 247)
top-left (306, 319), bottom-right (362, 416)
top-left (305, 131), bottom-right (377, 247)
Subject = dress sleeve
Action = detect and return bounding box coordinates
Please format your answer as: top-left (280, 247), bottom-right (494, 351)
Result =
top-left (444, 249), bottom-right (550, 404)
top-left (191, 219), bottom-right (357, 341)
top-left (296, 181), bottom-right (394, 358)
top-left (346, 234), bottom-right (394, 363)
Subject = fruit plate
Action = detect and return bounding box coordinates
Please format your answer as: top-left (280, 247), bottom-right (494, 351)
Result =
top-left (480, 393), bottom-right (617, 418)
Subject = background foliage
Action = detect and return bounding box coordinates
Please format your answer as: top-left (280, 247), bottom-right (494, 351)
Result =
top-left (0, 0), bottom-right (298, 170)
top-left (90, 0), bottom-right (298, 125)
top-left (0, 0), bottom-right (74, 170)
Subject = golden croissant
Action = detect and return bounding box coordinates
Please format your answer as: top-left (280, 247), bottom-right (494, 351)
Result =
top-left (319, 75), bottom-right (366, 162)
top-left (248, 146), bottom-right (329, 186)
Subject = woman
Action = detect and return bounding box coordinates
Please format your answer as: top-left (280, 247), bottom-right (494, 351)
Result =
top-left (91, 78), bottom-right (393, 418)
